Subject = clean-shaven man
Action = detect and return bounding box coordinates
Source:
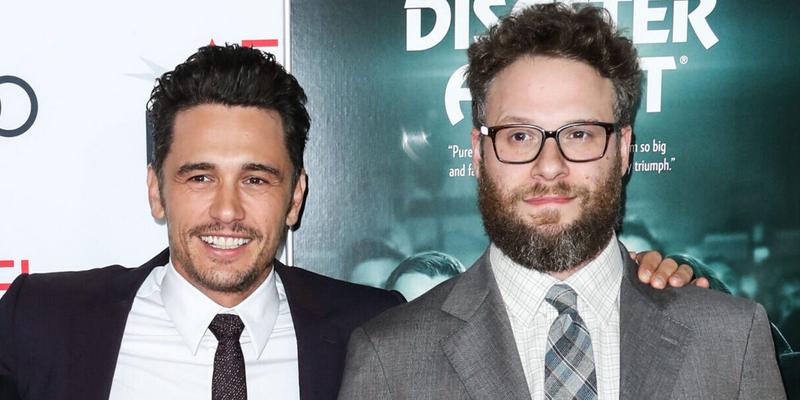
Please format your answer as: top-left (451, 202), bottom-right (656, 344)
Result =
top-left (339, 4), bottom-right (785, 399)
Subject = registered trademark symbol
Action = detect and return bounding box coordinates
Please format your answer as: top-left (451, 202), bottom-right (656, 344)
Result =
top-left (680, 55), bottom-right (689, 65)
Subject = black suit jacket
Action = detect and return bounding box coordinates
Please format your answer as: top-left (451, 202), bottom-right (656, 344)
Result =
top-left (0, 249), bottom-right (404, 400)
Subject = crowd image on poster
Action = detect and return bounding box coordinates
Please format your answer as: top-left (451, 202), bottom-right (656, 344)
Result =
top-left (290, 0), bottom-right (800, 372)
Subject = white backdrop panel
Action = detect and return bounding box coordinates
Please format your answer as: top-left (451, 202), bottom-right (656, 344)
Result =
top-left (0, 0), bottom-right (286, 289)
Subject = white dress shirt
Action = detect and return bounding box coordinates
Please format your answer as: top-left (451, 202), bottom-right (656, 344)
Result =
top-left (109, 261), bottom-right (299, 399)
top-left (491, 235), bottom-right (623, 400)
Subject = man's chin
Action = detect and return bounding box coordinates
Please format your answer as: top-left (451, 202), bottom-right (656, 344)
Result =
top-left (520, 210), bottom-right (572, 229)
top-left (532, 224), bottom-right (568, 238)
top-left (183, 251), bottom-right (267, 291)
top-left (193, 267), bottom-right (264, 294)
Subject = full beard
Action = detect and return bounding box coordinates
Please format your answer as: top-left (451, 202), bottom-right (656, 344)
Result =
top-left (170, 222), bottom-right (274, 293)
top-left (477, 155), bottom-right (623, 273)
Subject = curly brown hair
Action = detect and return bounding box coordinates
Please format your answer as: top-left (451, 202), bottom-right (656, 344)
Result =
top-left (467, 3), bottom-right (641, 128)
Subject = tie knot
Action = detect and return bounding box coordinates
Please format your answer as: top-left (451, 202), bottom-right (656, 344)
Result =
top-left (545, 284), bottom-right (578, 314)
top-left (209, 314), bottom-right (245, 341)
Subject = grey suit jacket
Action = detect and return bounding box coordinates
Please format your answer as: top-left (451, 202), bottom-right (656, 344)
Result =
top-left (339, 244), bottom-right (786, 399)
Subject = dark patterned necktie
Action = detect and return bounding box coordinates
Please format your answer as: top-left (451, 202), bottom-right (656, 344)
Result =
top-left (544, 284), bottom-right (598, 400)
top-left (209, 314), bottom-right (247, 400)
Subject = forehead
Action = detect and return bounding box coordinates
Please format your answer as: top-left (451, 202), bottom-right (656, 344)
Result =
top-left (485, 56), bottom-right (615, 126)
top-left (168, 104), bottom-right (288, 164)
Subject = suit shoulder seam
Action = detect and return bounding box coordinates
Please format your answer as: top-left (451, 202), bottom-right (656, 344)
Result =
top-left (360, 326), bottom-right (394, 397)
top-left (735, 303), bottom-right (761, 399)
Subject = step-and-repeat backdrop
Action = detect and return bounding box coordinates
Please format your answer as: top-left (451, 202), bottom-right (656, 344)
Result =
top-left (291, 0), bottom-right (800, 350)
top-left (2, 0), bottom-right (799, 364)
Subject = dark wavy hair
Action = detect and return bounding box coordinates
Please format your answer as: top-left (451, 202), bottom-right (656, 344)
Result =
top-left (385, 251), bottom-right (465, 290)
top-left (147, 44), bottom-right (310, 183)
top-left (467, 3), bottom-right (642, 128)
top-left (343, 238), bottom-right (406, 281)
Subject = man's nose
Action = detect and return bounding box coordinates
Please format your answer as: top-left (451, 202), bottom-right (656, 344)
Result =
top-left (209, 183), bottom-right (245, 223)
top-left (529, 138), bottom-right (568, 181)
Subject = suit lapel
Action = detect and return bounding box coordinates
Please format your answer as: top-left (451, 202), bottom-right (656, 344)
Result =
top-left (276, 262), bottom-right (343, 400)
top-left (619, 247), bottom-right (691, 400)
top-left (439, 243), bottom-right (693, 400)
top-left (440, 252), bottom-right (531, 400)
top-left (66, 249), bottom-right (169, 399)
top-left (67, 299), bottom-right (135, 399)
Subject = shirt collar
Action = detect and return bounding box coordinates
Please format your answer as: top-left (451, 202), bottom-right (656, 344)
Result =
top-left (160, 259), bottom-right (281, 358)
top-left (490, 234), bottom-right (623, 324)
top-left (491, 243), bottom-right (559, 324)
top-left (563, 235), bottom-right (623, 322)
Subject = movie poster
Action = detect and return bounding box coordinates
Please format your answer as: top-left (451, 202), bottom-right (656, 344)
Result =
top-left (291, 0), bottom-right (800, 361)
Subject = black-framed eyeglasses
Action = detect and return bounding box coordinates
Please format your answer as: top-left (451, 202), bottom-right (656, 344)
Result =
top-left (479, 121), bottom-right (618, 164)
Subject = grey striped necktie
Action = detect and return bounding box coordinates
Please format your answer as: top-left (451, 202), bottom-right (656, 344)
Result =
top-left (544, 284), bottom-right (598, 400)
top-left (209, 314), bottom-right (247, 400)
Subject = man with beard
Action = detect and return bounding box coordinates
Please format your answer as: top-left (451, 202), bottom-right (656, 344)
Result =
top-left (338, 4), bottom-right (785, 400)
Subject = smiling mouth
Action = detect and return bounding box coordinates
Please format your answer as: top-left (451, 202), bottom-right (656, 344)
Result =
top-left (200, 236), bottom-right (252, 250)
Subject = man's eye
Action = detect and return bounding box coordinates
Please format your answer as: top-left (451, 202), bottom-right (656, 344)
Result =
top-left (510, 131), bottom-right (534, 142)
top-left (564, 130), bottom-right (592, 140)
top-left (189, 175), bottom-right (211, 183)
top-left (246, 177), bottom-right (268, 185)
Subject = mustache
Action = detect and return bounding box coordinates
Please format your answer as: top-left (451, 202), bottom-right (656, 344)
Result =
top-left (187, 222), bottom-right (263, 239)
top-left (509, 181), bottom-right (578, 202)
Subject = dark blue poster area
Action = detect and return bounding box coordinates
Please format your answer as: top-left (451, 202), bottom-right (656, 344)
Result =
top-left (291, 0), bottom-right (800, 388)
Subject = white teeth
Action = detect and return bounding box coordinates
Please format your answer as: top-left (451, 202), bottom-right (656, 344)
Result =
top-left (200, 236), bottom-right (251, 249)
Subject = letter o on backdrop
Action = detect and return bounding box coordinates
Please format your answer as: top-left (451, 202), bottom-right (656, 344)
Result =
top-left (0, 75), bottom-right (38, 138)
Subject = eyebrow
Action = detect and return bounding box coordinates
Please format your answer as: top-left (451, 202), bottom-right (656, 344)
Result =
top-left (175, 162), bottom-right (283, 178)
top-left (497, 116), bottom-right (603, 126)
top-left (497, 116), bottom-right (535, 125)
top-left (242, 162), bottom-right (281, 177)
top-left (176, 162), bottom-right (215, 177)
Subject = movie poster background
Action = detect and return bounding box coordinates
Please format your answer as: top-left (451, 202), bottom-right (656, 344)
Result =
top-left (291, 0), bottom-right (800, 357)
